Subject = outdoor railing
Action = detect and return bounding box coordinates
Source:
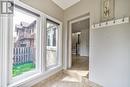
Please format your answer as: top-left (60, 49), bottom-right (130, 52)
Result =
top-left (46, 46), bottom-right (57, 67)
top-left (13, 47), bottom-right (35, 65)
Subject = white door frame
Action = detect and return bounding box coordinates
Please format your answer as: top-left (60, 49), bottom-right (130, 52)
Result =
top-left (68, 16), bottom-right (90, 68)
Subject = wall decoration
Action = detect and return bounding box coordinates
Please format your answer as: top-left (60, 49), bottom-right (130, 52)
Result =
top-left (101, 0), bottom-right (115, 21)
top-left (92, 17), bottom-right (129, 29)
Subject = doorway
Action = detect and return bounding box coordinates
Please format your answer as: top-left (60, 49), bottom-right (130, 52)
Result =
top-left (68, 16), bottom-right (90, 77)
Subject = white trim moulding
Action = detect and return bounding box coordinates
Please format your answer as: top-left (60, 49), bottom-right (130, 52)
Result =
top-left (92, 17), bottom-right (129, 29)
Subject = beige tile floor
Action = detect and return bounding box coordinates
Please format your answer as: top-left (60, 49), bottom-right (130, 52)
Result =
top-left (71, 55), bottom-right (89, 77)
top-left (32, 55), bottom-right (102, 87)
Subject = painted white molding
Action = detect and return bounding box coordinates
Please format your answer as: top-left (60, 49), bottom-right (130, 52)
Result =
top-left (52, 0), bottom-right (80, 10)
top-left (92, 17), bottom-right (129, 29)
top-left (67, 16), bottom-right (90, 69)
top-left (0, 11), bottom-right (2, 87)
top-left (8, 66), bottom-right (63, 87)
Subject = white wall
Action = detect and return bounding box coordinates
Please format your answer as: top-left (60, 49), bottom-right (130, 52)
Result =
top-left (80, 29), bottom-right (89, 56)
top-left (20, 0), bottom-right (64, 22)
top-left (72, 30), bottom-right (89, 56)
top-left (90, 23), bottom-right (130, 87)
top-left (72, 33), bottom-right (79, 54)
top-left (64, 0), bottom-right (130, 87)
top-left (72, 33), bottom-right (78, 48)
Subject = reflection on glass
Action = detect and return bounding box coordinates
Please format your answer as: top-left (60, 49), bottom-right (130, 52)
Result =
top-left (13, 9), bottom-right (37, 77)
top-left (46, 20), bottom-right (58, 68)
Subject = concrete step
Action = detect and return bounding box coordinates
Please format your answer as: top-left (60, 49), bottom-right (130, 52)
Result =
top-left (82, 77), bottom-right (103, 87)
top-left (63, 70), bottom-right (103, 87)
top-left (64, 69), bottom-right (89, 81)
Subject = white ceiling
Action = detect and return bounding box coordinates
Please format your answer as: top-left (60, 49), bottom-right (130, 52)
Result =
top-left (52, 0), bottom-right (80, 10)
top-left (72, 19), bottom-right (89, 33)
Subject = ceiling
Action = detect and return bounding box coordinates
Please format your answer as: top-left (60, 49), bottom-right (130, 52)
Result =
top-left (72, 19), bottom-right (89, 33)
top-left (52, 0), bottom-right (80, 10)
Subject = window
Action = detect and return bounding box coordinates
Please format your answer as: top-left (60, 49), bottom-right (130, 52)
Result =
top-left (46, 19), bottom-right (59, 68)
top-left (1, 1), bottom-right (62, 86)
top-left (0, 24), bottom-right (1, 87)
top-left (8, 5), bottom-right (41, 83)
top-left (0, 52), bottom-right (1, 86)
top-left (13, 7), bottom-right (36, 77)
top-left (0, 16), bottom-right (2, 87)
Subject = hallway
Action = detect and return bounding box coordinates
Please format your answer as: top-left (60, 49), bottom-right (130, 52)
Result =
top-left (67, 55), bottom-right (89, 78)
top-left (72, 55), bottom-right (89, 70)
top-left (32, 55), bottom-right (101, 87)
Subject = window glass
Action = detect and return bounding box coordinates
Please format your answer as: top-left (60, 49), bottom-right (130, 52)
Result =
top-left (46, 20), bottom-right (59, 68)
top-left (12, 8), bottom-right (38, 77)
